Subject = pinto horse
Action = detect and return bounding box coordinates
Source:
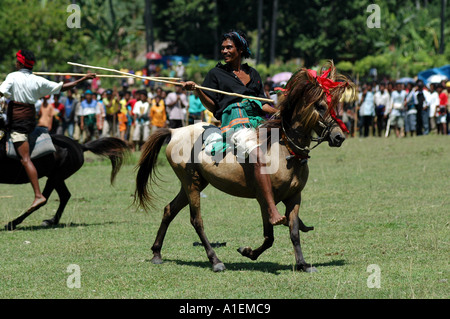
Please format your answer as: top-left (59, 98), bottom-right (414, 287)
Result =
top-left (134, 62), bottom-right (354, 272)
top-left (0, 121), bottom-right (130, 230)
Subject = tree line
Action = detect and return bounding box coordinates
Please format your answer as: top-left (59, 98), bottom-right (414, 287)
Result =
top-left (0, 0), bottom-right (448, 80)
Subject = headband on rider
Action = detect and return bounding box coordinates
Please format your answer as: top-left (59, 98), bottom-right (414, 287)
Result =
top-left (16, 50), bottom-right (35, 69)
top-left (227, 32), bottom-right (252, 57)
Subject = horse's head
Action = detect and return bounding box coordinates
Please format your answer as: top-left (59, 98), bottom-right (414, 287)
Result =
top-left (277, 60), bottom-right (355, 148)
top-left (312, 99), bottom-right (346, 147)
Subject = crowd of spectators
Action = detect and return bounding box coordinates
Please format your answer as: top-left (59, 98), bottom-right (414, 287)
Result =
top-left (339, 79), bottom-right (450, 138)
top-left (28, 78), bottom-right (219, 151)
top-left (2, 69), bottom-right (449, 151)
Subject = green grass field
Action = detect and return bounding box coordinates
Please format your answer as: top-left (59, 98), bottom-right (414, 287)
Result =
top-left (0, 135), bottom-right (448, 299)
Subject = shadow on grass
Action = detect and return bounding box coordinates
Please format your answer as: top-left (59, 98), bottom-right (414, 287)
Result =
top-left (149, 258), bottom-right (346, 274)
top-left (1, 221), bottom-right (120, 232)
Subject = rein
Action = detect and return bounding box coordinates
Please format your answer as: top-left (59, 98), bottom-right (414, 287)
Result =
top-left (280, 116), bottom-right (333, 163)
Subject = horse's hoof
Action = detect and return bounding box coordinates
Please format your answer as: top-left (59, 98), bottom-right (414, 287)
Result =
top-left (304, 266), bottom-right (317, 273)
top-left (238, 247), bottom-right (258, 260)
top-left (237, 246), bottom-right (251, 256)
top-left (42, 219), bottom-right (55, 227)
top-left (213, 263), bottom-right (226, 272)
top-left (305, 267), bottom-right (317, 273)
top-left (151, 256), bottom-right (163, 264)
top-left (5, 222), bottom-right (16, 231)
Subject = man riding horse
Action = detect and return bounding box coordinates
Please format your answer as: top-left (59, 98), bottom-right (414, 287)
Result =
top-left (182, 30), bottom-right (286, 226)
top-left (0, 49), bottom-right (96, 212)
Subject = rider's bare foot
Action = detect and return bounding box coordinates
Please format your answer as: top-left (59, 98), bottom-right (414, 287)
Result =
top-left (29, 196), bottom-right (47, 210)
top-left (269, 213), bottom-right (287, 226)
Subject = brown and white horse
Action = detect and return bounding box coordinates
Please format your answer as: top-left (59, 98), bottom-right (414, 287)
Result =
top-left (135, 62), bottom-right (354, 272)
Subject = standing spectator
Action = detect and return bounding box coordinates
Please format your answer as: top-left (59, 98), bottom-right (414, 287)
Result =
top-left (37, 95), bottom-right (54, 131)
top-left (404, 83), bottom-right (418, 137)
top-left (80, 90), bottom-right (101, 142)
top-left (428, 83), bottom-right (440, 134)
top-left (73, 92), bottom-right (84, 141)
top-left (175, 61), bottom-right (186, 80)
top-left (373, 82), bottom-right (390, 137)
top-left (102, 89), bottom-right (120, 137)
top-left (132, 90), bottom-right (151, 151)
top-left (386, 83), bottom-right (406, 138)
top-left (444, 81), bottom-right (450, 134)
top-left (51, 94), bottom-right (65, 135)
top-left (149, 93), bottom-right (167, 133)
top-left (340, 86), bottom-right (356, 137)
top-left (414, 80), bottom-right (430, 135)
top-left (436, 84), bottom-right (448, 135)
top-left (117, 107), bottom-right (128, 142)
top-left (60, 88), bottom-right (78, 138)
top-left (165, 85), bottom-right (188, 128)
top-left (119, 91), bottom-right (133, 141)
top-left (96, 91), bottom-right (106, 137)
top-left (359, 83), bottom-right (375, 137)
top-left (187, 90), bottom-right (206, 124)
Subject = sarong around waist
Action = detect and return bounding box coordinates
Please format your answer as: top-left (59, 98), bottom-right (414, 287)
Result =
top-left (7, 101), bottom-right (36, 134)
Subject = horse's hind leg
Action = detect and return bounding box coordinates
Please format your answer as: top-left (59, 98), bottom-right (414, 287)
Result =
top-left (187, 184), bottom-right (225, 272)
top-left (151, 189), bottom-right (189, 264)
top-left (42, 181), bottom-right (71, 227)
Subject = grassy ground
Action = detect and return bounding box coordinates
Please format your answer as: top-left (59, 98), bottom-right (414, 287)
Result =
top-left (0, 134), bottom-right (448, 299)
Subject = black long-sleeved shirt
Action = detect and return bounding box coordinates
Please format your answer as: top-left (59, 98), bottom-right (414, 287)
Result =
top-left (201, 62), bottom-right (266, 119)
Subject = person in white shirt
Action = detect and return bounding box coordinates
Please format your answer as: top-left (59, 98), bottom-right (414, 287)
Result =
top-left (428, 83), bottom-right (440, 133)
top-left (359, 83), bottom-right (375, 137)
top-left (80, 90), bottom-right (102, 142)
top-left (374, 82), bottom-right (390, 137)
top-left (132, 90), bottom-right (151, 151)
top-left (386, 82), bottom-right (407, 138)
top-left (0, 49), bottom-right (95, 211)
top-left (165, 86), bottom-right (188, 128)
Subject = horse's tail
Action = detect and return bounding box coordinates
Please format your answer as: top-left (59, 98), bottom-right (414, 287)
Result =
top-left (81, 137), bottom-right (131, 184)
top-left (134, 128), bottom-right (171, 211)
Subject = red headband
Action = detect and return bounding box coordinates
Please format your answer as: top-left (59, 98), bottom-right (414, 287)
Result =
top-left (16, 50), bottom-right (35, 69)
top-left (307, 68), bottom-right (349, 133)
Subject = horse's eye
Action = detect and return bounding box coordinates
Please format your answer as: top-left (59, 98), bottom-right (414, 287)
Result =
top-left (316, 104), bottom-right (327, 113)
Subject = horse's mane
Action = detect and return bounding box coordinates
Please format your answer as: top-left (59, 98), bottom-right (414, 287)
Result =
top-left (261, 60), bottom-right (355, 133)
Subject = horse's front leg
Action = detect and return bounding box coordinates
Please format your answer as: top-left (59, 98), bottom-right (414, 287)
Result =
top-left (42, 180), bottom-right (70, 227)
top-left (5, 200), bottom-right (47, 230)
top-left (238, 200), bottom-right (274, 261)
top-left (284, 194), bottom-right (317, 272)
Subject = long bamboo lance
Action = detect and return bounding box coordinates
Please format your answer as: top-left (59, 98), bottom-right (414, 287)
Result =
top-left (33, 71), bottom-right (180, 81)
top-left (68, 62), bottom-right (274, 104)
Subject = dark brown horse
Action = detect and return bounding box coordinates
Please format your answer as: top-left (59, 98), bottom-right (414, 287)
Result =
top-left (135, 62), bottom-right (353, 272)
top-left (1, 127), bottom-right (130, 230)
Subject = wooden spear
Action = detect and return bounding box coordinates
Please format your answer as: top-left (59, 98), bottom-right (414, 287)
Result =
top-left (68, 62), bottom-right (274, 104)
top-left (33, 72), bottom-right (180, 81)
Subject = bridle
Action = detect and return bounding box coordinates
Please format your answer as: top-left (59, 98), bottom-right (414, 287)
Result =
top-left (281, 108), bottom-right (337, 163)
top-left (276, 66), bottom-right (350, 164)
